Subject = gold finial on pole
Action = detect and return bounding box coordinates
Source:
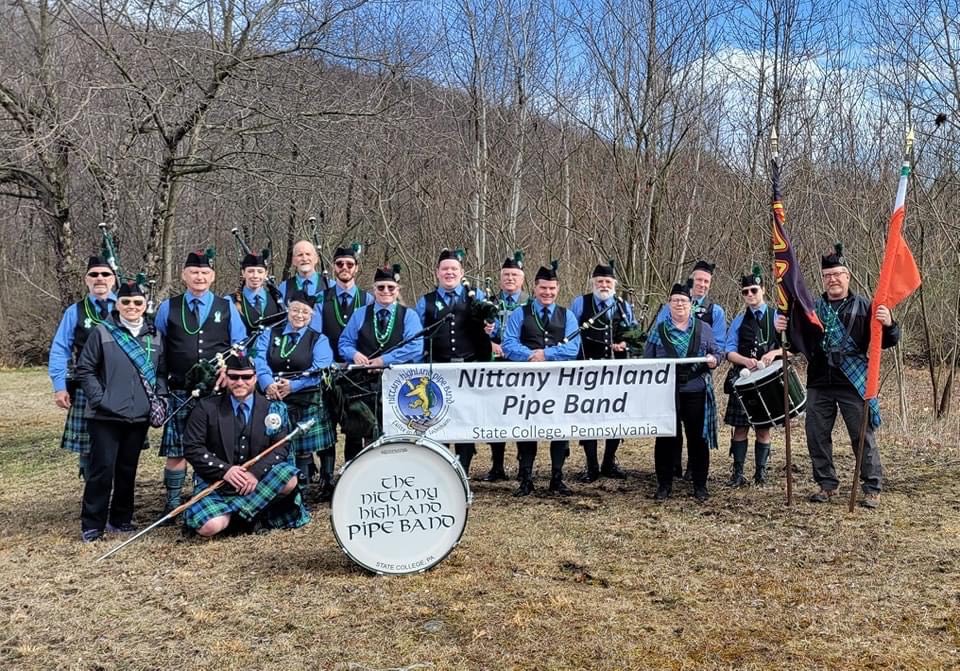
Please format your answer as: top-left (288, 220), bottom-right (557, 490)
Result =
top-left (906, 126), bottom-right (915, 155)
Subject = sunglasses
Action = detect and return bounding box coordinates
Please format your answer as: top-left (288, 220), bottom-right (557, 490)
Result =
top-left (118, 298), bottom-right (146, 306)
top-left (374, 284), bottom-right (398, 292)
top-left (741, 287), bottom-right (761, 296)
top-left (334, 260), bottom-right (357, 269)
top-left (226, 373), bottom-right (255, 381)
top-left (87, 271), bottom-right (114, 278)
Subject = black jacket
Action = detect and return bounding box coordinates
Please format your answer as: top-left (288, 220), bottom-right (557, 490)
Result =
top-left (183, 392), bottom-right (290, 484)
top-left (76, 315), bottom-right (166, 423)
top-left (806, 293), bottom-right (901, 388)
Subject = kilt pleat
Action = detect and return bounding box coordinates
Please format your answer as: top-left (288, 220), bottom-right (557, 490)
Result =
top-left (183, 461), bottom-right (309, 530)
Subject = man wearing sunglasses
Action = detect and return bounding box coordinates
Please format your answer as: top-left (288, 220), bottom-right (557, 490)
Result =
top-left (49, 256), bottom-right (118, 479)
top-left (722, 266), bottom-right (783, 487)
top-left (414, 248), bottom-right (493, 476)
top-left (154, 250), bottom-right (248, 519)
top-left (181, 356), bottom-right (309, 537)
top-left (339, 264), bottom-right (423, 458)
top-left (310, 245), bottom-right (374, 489)
top-left (774, 244), bottom-right (900, 509)
top-left (653, 260), bottom-right (727, 480)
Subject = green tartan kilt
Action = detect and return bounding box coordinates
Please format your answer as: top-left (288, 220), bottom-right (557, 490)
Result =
top-left (283, 391), bottom-right (335, 457)
top-left (160, 390), bottom-right (194, 458)
top-left (724, 392), bottom-right (751, 427)
top-left (60, 386), bottom-right (91, 456)
top-left (183, 461), bottom-right (309, 530)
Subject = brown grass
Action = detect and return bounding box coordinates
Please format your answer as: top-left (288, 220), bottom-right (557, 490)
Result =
top-left (1, 367), bottom-right (959, 670)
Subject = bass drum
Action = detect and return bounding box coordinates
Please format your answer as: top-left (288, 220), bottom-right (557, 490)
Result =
top-left (330, 434), bottom-right (472, 575)
top-left (733, 360), bottom-right (807, 429)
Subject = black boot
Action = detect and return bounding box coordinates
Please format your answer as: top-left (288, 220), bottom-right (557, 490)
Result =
top-left (455, 444), bottom-right (475, 479)
top-left (726, 439), bottom-right (748, 487)
top-left (513, 467), bottom-right (534, 497)
top-left (578, 442), bottom-right (601, 483)
top-left (483, 443), bottom-right (508, 481)
top-left (317, 452), bottom-right (335, 503)
top-left (549, 468), bottom-right (573, 496)
top-left (296, 456), bottom-right (313, 495)
top-left (754, 442), bottom-right (771, 485)
top-left (600, 441), bottom-right (626, 479)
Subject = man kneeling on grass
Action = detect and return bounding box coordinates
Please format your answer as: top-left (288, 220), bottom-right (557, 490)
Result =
top-left (182, 355), bottom-right (310, 537)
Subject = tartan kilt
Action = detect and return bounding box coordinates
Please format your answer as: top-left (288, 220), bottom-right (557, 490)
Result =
top-left (183, 461), bottom-right (309, 530)
top-left (284, 391), bottom-right (335, 457)
top-left (60, 386), bottom-right (91, 456)
top-left (160, 390), bottom-right (195, 458)
top-left (724, 391), bottom-right (752, 427)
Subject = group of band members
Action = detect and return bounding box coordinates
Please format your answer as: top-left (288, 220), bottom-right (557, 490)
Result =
top-left (52, 239), bottom-right (904, 542)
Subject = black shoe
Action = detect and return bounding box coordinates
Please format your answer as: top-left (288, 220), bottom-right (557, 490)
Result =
top-left (754, 471), bottom-right (768, 486)
top-left (317, 481), bottom-right (334, 503)
top-left (513, 479), bottom-right (534, 497)
top-left (654, 486), bottom-right (671, 501)
top-left (577, 469), bottom-right (600, 483)
top-left (482, 468), bottom-right (508, 482)
top-left (694, 486), bottom-right (709, 503)
top-left (600, 463), bottom-right (627, 479)
top-left (682, 468), bottom-right (693, 482)
top-left (549, 478), bottom-right (573, 496)
top-left (726, 469), bottom-right (748, 488)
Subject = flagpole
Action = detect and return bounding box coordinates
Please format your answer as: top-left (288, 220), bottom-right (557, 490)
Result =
top-left (770, 127), bottom-right (793, 506)
top-left (847, 126), bottom-right (915, 512)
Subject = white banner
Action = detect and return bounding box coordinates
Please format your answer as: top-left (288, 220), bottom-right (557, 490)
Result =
top-left (380, 359), bottom-right (682, 442)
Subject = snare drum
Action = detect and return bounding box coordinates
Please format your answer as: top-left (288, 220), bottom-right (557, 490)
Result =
top-left (732, 360), bottom-right (806, 429)
top-left (330, 434), bottom-right (472, 575)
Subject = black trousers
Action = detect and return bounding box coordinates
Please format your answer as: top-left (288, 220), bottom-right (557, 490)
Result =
top-left (655, 391), bottom-right (708, 488)
top-left (81, 419), bottom-right (148, 531)
top-left (517, 441), bottom-right (569, 474)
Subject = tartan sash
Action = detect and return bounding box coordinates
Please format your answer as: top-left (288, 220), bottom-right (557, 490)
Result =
top-left (102, 321), bottom-right (157, 386)
top-left (816, 299), bottom-right (881, 427)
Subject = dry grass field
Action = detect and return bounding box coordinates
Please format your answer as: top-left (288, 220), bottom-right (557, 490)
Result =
top-left (1, 367), bottom-right (959, 670)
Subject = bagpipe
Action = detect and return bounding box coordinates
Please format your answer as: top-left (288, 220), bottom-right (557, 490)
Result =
top-left (98, 222), bottom-right (156, 313)
top-left (462, 276), bottom-right (499, 361)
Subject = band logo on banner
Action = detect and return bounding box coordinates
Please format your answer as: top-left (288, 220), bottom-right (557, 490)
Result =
top-left (382, 359), bottom-right (678, 442)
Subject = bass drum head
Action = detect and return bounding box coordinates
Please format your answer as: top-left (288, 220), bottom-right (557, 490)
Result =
top-left (734, 359), bottom-right (784, 388)
top-left (330, 434), bottom-right (471, 575)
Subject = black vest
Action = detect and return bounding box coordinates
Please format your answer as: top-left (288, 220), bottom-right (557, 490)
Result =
top-left (321, 287), bottom-right (365, 362)
top-left (578, 294), bottom-right (628, 361)
top-left (71, 297), bottom-right (105, 360)
top-left (519, 303), bottom-right (567, 350)
top-left (658, 319), bottom-right (706, 385)
top-left (356, 304), bottom-right (407, 357)
top-left (165, 294), bottom-right (233, 387)
top-left (283, 274), bottom-right (322, 299)
top-left (233, 289), bottom-right (281, 335)
top-left (736, 307), bottom-right (778, 359)
top-left (693, 297), bottom-right (715, 326)
top-left (265, 324), bottom-right (320, 376)
top-left (421, 289), bottom-right (478, 362)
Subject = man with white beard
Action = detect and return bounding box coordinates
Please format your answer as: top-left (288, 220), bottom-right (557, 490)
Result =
top-left (569, 263), bottom-right (636, 481)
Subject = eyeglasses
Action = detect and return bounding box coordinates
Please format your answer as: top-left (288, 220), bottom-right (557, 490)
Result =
top-left (334, 260), bottom-right (357, 269)
top-left (669, 298), bottom-right (690, 305)
top-left (741, 287), bottom-right (761, 296)
top-left (374, 284), bottom-right (398, 292)
top-left (287, 307), bottom-right (312, 316)
top-left (87, 271), bottom-right (113, 278)
top-left (226, 373), bottom-right (255, 381)
top-left (822, 271), bottom-right (847, 280)
top-left (118, 298), bottom-right (146, 306)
